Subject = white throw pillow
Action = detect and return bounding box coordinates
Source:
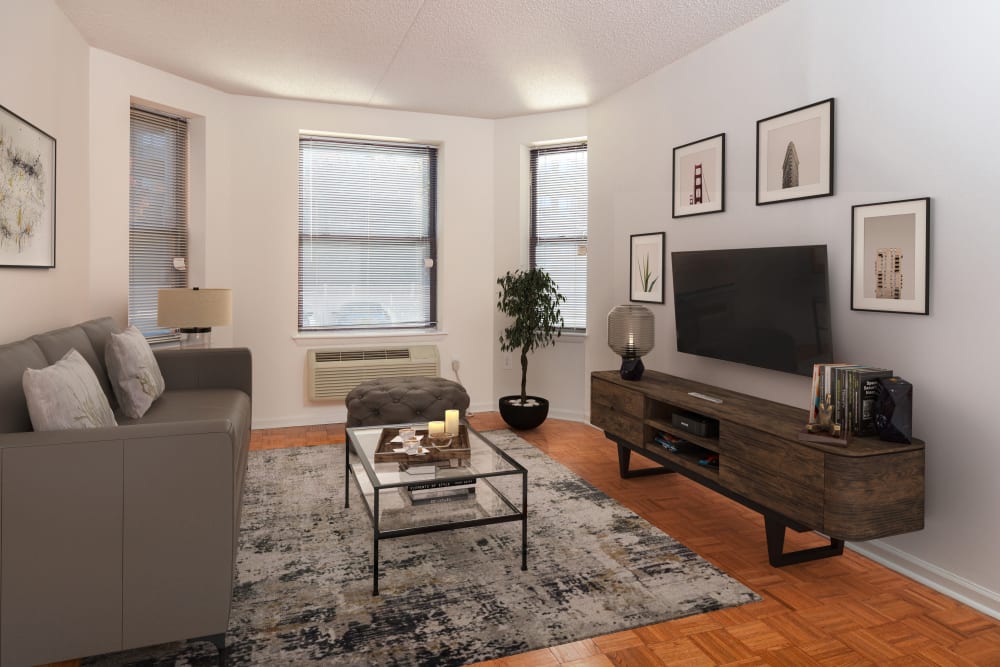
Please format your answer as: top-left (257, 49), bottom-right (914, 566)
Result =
top-left (105, 325), bottom-right (166, 419)
top-left (23, 349), bottom-right (118, 431)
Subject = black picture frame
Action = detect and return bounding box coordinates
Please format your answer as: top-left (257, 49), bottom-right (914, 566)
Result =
top-left (672, 133), bottom-right (725, 218)
top-left (851, 197), bottom-right (930, 315)
top-left (629, 232), bottom-right (665, 304)
top-left (756, 98), bottom-right (834, 206)
top-left (0, 103), bottom-right (56, 268)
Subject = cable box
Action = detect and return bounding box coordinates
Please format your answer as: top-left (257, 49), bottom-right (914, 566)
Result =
top-left (671, 411), bottom-right (719, 438)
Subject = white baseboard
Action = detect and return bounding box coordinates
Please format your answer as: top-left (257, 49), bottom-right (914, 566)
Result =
top-left (254, 404), bottom-right (590, 430)
top-left (849, 540), bottom-right (1000, 620)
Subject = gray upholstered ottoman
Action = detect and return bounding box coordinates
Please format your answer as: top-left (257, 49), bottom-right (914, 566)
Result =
top-left (345, 376), bottom-right (471, 427)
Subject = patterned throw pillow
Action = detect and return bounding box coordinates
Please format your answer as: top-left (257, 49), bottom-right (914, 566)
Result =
top-left (23, 349), bottom-right (118, 430)
top-left (105, 325), bottom-right (166, 419)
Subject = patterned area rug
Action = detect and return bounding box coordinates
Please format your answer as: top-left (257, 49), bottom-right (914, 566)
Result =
top-left (87, 430), bottom-right (758, 666)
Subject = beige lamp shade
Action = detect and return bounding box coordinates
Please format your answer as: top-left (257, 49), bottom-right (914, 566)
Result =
top-left (157, 288), bottom-right (232, 329)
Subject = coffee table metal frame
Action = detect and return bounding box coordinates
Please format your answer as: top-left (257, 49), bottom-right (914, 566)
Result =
top-left (345, 422), bottom-right (528, 595)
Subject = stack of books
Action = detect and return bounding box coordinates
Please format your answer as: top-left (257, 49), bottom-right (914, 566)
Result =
top-left (809, 363), bottom-right (893, 437)
top-left (400, 461), bottom-right (475, 504)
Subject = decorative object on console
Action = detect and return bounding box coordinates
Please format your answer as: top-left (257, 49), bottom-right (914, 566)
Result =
top-left (629, 232), bottom-right (665, 303)
top-left (851, 197), bottom-right (930, 315)
top-left (756, 98), bottom-right (834, 205)
top-left (496, 267), bottom-right (565, 430)
top-left (876, 376), bottom-right (913, 444)
top-left (607, 304), bottom-right (654, 381)
top-left (157, 287), bottom-right (233, 348)
top-left (672, 133), bottom-right (725, 218)
top-left (0, 103), bottom-right (56, 269)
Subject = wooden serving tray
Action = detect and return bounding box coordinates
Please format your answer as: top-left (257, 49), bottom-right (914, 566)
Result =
top-left (374, 424), bottom-right (471, 463)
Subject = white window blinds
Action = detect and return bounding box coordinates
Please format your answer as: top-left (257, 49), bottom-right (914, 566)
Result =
top-left (298, 137), bottom-right (437, 331)
top-left (531, 143), bottom-right (588, 332)
top-left (129, 106), bottom-right (188, 342)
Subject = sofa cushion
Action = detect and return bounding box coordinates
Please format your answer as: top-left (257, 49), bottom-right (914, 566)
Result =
top-left (106, 326), bottom-right (166, 419)
top-left (80, 316), bottom-right (121, 374)
top-left (22, 349), bottom-right (118, 431)
top-left (0, 339), bottom-right (49, 433)
top-left (32, 323), bottom-right (118, 409)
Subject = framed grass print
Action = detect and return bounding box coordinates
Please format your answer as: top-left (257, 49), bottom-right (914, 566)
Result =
top-left (0, 104), bottom-right (56, 268)
top-left (756, 98), bottom-right (833, 205)
top-left (630, 232), bottom-right (664, 304)
top-left (851, 197), bottom-right (930, 314)
top-left (672, 133), bottom-right (724, 218)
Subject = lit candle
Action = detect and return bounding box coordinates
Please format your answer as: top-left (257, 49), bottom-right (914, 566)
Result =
top-left (445, 409), bottom-right (459, 435)
top-left (428, 420), bottom-right (445, 435)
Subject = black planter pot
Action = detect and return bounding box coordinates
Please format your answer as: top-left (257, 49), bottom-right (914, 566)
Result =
top-left (498, 395), bottom-right (550, 430)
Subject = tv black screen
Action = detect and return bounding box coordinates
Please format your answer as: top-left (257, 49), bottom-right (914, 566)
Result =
top-left (671, 245), bottom-right (833, 376)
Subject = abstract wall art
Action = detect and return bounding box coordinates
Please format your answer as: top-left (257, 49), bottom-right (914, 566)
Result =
top-left (0, 104), bottom-right (56, 268)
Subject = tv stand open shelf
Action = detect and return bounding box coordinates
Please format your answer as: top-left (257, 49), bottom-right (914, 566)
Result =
top-left (591, 370), bottom-right (924, 567)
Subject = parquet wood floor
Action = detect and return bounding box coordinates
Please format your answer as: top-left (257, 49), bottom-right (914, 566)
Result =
top-left (43, 415), bottom-right (1000, 666)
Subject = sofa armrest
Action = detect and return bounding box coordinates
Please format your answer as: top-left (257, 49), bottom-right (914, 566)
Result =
top-left (154, 347), bottom-right (252, 397)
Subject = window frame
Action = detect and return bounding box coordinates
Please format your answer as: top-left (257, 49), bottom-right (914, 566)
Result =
top-left (529, 142), bottom-right (588, 333)
top-left (297, 135), bottom-right (438, 333)
top-left (128, 105), bottom-right (189, 343)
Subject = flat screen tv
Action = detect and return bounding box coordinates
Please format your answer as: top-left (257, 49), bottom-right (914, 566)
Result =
top-left (671, 245), bottom-right (833, 376)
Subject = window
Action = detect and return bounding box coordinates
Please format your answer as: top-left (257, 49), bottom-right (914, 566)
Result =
top-left (298, 137), bottom-right (437, 331)
top-left (530, 143), bottom-right (588, 332)
top-left (129, 106), bottom-right (188, 342)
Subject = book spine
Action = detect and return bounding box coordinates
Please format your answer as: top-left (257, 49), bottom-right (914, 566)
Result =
top-left (406, 478), bottom-right (475, 492)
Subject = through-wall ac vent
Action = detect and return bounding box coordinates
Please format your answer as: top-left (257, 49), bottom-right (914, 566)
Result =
top-left (307, 346), bottom-right (440, 401)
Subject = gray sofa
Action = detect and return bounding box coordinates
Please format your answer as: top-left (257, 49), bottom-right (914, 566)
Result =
top-left (0, 317), bottom-right (251, 667)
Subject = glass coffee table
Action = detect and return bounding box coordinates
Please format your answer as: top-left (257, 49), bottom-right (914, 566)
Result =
top-left (345, 422), bottom-right (528, 595)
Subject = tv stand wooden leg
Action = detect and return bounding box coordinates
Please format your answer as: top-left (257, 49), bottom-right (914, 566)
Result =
top-left (765, 515), bottom-right (844, 567)
top-left (617, 444), bottom-right (673, 479)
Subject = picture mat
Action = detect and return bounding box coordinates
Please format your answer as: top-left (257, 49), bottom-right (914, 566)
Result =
top-left (0, 106), bottom-right (56, 267)
top-left (673, 135), bottom-right (724, 216)
top-left (757, 101), bottom-right (832, 203)
top-left (852, 201), bottom-right (928, 313)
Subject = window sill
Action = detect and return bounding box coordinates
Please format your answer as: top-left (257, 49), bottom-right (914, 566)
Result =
top-left (557, 331), bottom-right (587, 344)
top-left (292, 329), bottom-right (448, 346)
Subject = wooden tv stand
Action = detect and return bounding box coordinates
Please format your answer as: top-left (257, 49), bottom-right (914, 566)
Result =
top-left (591, 370), bottom-right (924, 567)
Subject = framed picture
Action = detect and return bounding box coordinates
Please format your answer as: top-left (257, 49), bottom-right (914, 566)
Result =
top-left (672, 133), bottom-right (725, 218)
top-left (851, 197), bottom-right (930, 314)
top-left (630, 232), bottom-right (665, 304)
top-left (0, 104), bottom-right (56, 268)
top-left (756, 98), bottom-right (833, 205)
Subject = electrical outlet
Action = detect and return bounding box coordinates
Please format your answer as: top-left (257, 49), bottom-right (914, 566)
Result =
top-left (451, 359), bottom-right (461, 372)
top-left (503, 353), bottom-right (512, 370)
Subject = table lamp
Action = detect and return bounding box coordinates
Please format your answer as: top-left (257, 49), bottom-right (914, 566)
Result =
top-left (158, 287), bottom-right (232, 349)
top-left (607, 304), bottom-right (654, 381)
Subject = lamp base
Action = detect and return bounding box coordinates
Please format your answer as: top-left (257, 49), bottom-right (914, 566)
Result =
top-left (179, 327), bottom-right (212, 349)
top-left (620, 357), bottom-right (645, 381)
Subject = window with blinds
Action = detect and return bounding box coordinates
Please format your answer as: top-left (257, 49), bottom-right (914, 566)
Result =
top-left (530, 143), bottom-right (588, 332)
top-left (298, 136), bottom-right (437, 331)
top-left (129, 106), bottom-right (188, 342)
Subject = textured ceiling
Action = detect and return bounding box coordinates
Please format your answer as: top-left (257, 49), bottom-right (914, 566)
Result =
top-left (55, 0), bottom-right (786, 119)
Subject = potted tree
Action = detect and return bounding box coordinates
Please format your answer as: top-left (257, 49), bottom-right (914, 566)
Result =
top-left (496, 268), bottom-right (565, 430)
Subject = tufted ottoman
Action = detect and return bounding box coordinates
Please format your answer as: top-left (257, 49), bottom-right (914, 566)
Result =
top-left (345, 376), bottom-right (471, 427)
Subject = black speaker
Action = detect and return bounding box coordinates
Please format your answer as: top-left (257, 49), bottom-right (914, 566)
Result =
top-left (876, 377), bottom-right (912, 444)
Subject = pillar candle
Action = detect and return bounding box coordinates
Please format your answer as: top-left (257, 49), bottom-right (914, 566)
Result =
top-left (428, 420), bottom-right (445, 435)
top-left (445, 409), bottom-right (459, 435)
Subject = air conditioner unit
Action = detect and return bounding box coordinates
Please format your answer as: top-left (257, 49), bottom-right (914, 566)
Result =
top-left (307, 346), bottom-right (440, 401)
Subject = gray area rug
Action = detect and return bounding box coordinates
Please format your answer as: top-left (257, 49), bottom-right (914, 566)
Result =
top-left (86, 430), bottom-right (758, 666)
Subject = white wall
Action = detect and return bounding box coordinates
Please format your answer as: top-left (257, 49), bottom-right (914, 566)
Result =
top-left (0, 0), bottom-right (90, 340)
top-left (229, 98), bottom-right (495, 427)
top-left (587, 0), bottom-right (1000, 614)
top-left (493, 110), bottom-right (588, 421)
